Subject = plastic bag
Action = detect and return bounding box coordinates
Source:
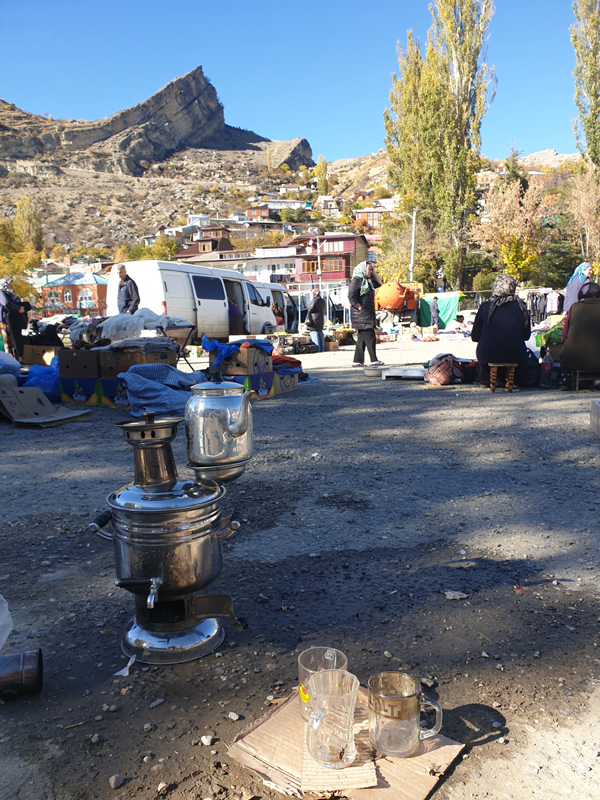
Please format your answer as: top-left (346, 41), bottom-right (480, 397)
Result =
top-left (0, 594), bottom-right (13, 652)
top-left (23, 355), bottom-right (60, 400)
top-left (0, 351), bottom-right (20, 379)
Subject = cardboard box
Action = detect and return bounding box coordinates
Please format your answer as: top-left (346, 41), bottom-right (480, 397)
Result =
top-left (99, 378), bottom-right (131, 409)
top-left (58, 349), bottom-right (101, 379)
top-left (59, 377), bottom-right (102, 406)
top-left (226, 371), bottom-right (275, 400)
top-left (99, 349), bottom-right (177, 379)
top-left (324, 341), bottom-right (339, 351)
top-left (22, 345), bottom-right (61, 366)
top-left (274, 372), bottom-right (299, 395)
top-left (210, 347), bottom-right (272, 376)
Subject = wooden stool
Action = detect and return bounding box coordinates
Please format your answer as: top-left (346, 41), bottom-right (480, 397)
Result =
top-left (488, 363), bottom-right (518, 393)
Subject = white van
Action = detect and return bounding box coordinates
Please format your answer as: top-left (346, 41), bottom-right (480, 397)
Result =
top-left (107, 261), bottom-right (297, 341)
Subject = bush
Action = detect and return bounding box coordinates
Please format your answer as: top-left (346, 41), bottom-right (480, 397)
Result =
top-left (472, 271), bottom-right (497, 291)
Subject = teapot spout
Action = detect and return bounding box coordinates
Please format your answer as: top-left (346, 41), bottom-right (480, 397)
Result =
top-left (228, 390), bottom-right (253, 438)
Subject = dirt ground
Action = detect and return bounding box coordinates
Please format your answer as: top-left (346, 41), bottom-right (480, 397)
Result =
top-left (1, 336), bottom-right (600, 800)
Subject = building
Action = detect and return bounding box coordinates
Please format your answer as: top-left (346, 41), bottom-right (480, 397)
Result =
top-left (40, 272), bottom-right (108, 318)
top-left (279, 183), bottom-right (301, 195)
top-left (244, 206), bottom-right (274, 219)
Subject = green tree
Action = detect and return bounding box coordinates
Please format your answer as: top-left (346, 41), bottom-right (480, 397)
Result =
top-left (314, 155), bottom-right (329, 195)
top-left (384, 1), bottom-right (496, 288)
top-left (14, 195), bottom-right (43, 251)
top-left (571, 0), bottom-right (600, 168)
top-left (499, 146), bottom-right (529, 192)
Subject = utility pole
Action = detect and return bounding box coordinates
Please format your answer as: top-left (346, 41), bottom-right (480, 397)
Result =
top-left (316, 234), bottom-right (322, 295)
top-left (408, 207), bottom-right (418, 282)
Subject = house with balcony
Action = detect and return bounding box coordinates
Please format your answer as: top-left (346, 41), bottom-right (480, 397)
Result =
top-left (40, 272), bottom-right (108, 318)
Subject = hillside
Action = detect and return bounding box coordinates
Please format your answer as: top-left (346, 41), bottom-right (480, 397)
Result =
top-left (0, 68), bottom-right (314, 250)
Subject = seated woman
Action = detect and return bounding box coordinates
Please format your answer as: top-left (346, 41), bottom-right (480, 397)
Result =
top-left (471, 274), bottom-right (531, 385)
top-left (561, 281), bottom-right (600, 342)
top-left (272, 301), bottom-right (285, 327)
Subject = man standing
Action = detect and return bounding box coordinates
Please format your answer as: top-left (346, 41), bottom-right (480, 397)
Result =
top-left (305, 287), bottom-right (327, 352)
top-left (430, 296), bottom-right (439, 330)
top-left (117, 265), bottom-right (140, 315)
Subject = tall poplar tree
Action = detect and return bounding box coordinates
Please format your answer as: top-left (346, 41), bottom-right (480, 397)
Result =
top-left (571, 0), bottom-right (600, 169)
top-left (384, 0), bottom-right (496, 287)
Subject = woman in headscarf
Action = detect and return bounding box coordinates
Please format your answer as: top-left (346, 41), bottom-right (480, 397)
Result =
top-left (0, 277), bottom-right (31, 360)
top-left (348, 261), bottom-right (383, 366)
top-left (561, 280), bottom-right (600, 343)
top-left (564, 262), bottom-right (593, 315)
top-left (471, 274), bottom-right (531, 386)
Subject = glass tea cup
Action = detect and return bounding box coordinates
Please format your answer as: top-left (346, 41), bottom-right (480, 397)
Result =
top-left (368, 671), bottom-right (442, 758)
top-left (298, 647), bottom-right (348, 720)
top-left (306, 668), bottom-right (360, 769)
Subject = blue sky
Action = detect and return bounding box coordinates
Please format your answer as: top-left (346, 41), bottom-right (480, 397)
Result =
top-left (1, 0), bottom-right (580, 163)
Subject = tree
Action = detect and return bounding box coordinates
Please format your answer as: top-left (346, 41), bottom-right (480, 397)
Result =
top-left (384, 1), bottom-right (496, 288)
top-left (0, 220), bottom-right (39, 300)
top-left (14, 195), bottom-right (43, 251)
top-left (571, 0), bottom-right (600, 168)
top-left (566, 168), bottom-right (600, 261)
top-left (472, 178), bottom-right (554, 281)
top-left (498, 145), bottom-right (529, 192)
top-left (314, 155), bottom-right (329, 195)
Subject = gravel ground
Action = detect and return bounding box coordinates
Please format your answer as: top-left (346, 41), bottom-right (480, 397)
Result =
top-left (1, 336), bottom-right (599, 800)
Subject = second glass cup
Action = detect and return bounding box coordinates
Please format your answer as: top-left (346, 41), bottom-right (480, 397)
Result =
top-left (298, 647), bottom-right (348, 720)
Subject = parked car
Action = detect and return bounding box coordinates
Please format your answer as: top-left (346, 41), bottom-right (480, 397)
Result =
top-left (106, 261), bottom-right (297, 341)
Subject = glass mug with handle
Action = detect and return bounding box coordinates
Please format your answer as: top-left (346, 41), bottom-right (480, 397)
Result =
top-left (306, 668), bottom-right (360, 769)
top-left (298, 647), bottom-right (348, 720)
top-left (368, 671), bottom-right (442, 758)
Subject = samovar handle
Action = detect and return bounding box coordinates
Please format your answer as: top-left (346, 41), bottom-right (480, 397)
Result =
top-left (89, 511), bottom-right (113, 541)
top-left (216, 510), bottom-right (242, 541)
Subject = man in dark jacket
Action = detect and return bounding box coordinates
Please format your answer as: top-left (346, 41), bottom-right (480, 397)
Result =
top-left (305, 288), bottom-right (326, 352)
top-left (0, 277), bottom-right (31, 359)
top-left (117, 265), bottom-right (140, 315)
top-left (349, 262), bottom-right (383, 366)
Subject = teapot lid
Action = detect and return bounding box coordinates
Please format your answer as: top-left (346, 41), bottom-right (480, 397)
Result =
top-left (191, 370), bottom-right (244, 395)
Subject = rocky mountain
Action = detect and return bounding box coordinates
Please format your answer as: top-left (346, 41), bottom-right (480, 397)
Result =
top-left (0, 67), bottom-right (315, 250)
top-left (519, 149), bottom-right (581, 170)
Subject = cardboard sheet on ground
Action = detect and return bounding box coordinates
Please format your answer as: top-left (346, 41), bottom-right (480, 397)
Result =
top-left (0, 387), bottom-right (92, 427)
top-left (228, 688), bottom-right (464, 799)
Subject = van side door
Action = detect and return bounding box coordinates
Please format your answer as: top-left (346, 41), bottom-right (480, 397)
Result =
top-left (190, 274), bottom-right (229, 339)
top-left (283, 290), bottom-right (298, 332)
top-left (244, 282), bottom-right (273, 334)
top-left (162, 270), bottom-right (196, 324)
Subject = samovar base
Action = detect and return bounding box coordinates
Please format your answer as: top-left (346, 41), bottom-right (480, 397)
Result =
top-left (121, 617), bottom-right (224, 665)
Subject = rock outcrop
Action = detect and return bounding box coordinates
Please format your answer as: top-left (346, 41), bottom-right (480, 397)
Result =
top-left (0, 67), bottom-right (225, 175)
top-left (0, 67), bottom-right (313, 176)
top-left (519, 149), bottom-right (581, 171)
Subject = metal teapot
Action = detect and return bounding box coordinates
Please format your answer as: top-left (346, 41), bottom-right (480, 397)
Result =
top-left (185, 371), bottom-right (253, 483)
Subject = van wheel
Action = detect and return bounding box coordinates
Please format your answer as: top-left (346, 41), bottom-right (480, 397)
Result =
top-left (262, 324), bottom-right (275, 334)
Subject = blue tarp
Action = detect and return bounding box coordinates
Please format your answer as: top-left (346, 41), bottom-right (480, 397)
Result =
top-left (201, 335), bottom-right (273, 369)
top-left (118, 363), bottom-right (208, 417)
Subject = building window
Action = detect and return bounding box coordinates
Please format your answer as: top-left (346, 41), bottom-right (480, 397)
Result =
top-left (79, 288), bottom-right (94, 309)
top-left (303, 260), bottom-right (318, 273)
top-left (323, 241), bottom-right (343, 253)
top-left (325, 259), bottom-right (344, 272)
top-left (64, 289), bottom-right (72, 303)
top-left (46, 289), bottom-right (61, 306)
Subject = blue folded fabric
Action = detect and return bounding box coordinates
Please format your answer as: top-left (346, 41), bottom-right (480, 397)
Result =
top-left (118, 363), bottom-right (208, 417)
top-left (201, 335), bottom-right (273, 369)
top-left (273, 365), bottom-right (303, 374)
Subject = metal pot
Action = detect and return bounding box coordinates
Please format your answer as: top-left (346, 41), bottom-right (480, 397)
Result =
top-left (185, 371), bottom-right (253, 468)
top-left (107, 478), bottom-right (230, 597)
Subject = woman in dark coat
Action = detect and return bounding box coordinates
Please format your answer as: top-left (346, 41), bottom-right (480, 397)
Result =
top-left (349, 262), bottom-right (383, 366)
top-left (471, 274), bottom-right (531, 385)
top-left (0, 277), bottom-right (31, 360)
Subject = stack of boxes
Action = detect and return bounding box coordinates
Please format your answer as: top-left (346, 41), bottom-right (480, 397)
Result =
top-left (58, 348), bottom-right (177, 408)
top-left (209, 345), bottom-right (298, 399)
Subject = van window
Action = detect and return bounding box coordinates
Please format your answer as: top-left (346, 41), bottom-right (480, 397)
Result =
top-left (247, 283), bottom-right (265, 306)
top-left (192, 275), bottom-right (226, 300)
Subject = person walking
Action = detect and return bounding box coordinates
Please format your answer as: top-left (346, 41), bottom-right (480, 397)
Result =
top-left (117, 265), bottom-right (140, 315)
top-left (0, 277), bottom-right (31, 360)
top-left (430, 296), bottom-right (440, 330)
top-left (305, 288), bottom-right (326, 352)
top-left (349, 262), bottom-right (383, 366)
